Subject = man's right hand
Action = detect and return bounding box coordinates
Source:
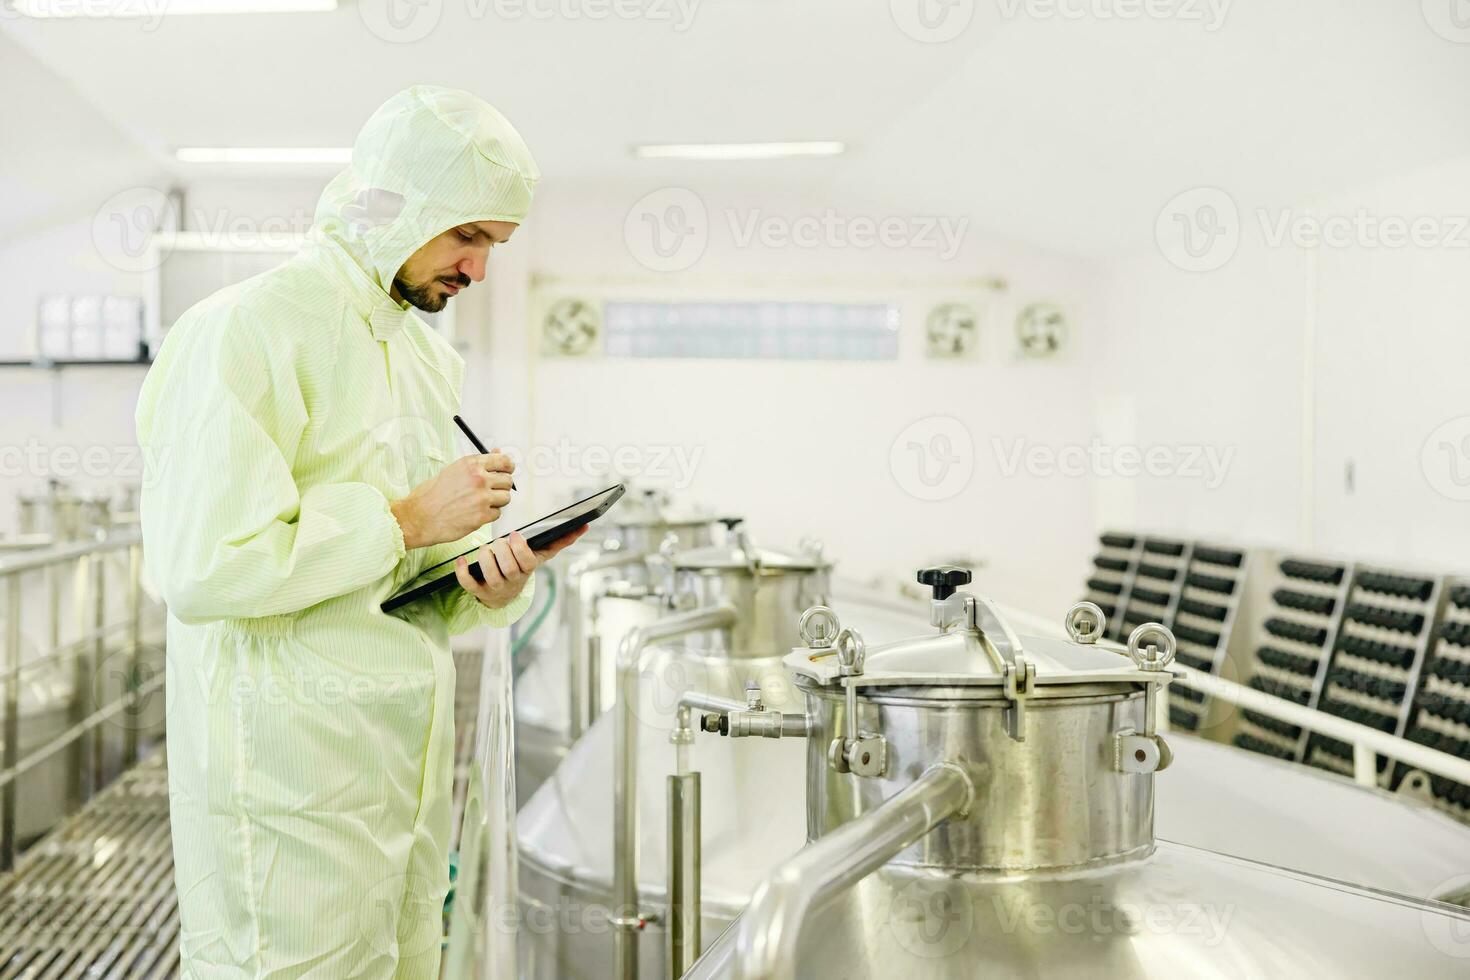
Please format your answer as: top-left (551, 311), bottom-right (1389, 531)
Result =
top-left (391, 452), bottom-right (515, 550)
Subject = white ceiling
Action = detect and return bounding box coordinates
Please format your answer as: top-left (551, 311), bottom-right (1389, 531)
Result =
top-left (4, 0), bottom-right (1470, 255)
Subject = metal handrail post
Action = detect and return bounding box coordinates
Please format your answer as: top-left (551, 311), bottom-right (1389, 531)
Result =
top-left (91, 553), bottom-right (106, 795)
top-left (125, 543), bottom-right (142, 764)
top-left (2, 574), bottom-right (20, 870)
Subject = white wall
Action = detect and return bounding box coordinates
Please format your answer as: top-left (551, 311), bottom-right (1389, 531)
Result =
top-left (1095, 153), bottom-right (1470, 574)
top-left (1310, 155), bottom-right (1470, 570)
top-left (483, 186), bottom-right (1106, 614)
top-left (1095, 237), bottom-right (1310, 550)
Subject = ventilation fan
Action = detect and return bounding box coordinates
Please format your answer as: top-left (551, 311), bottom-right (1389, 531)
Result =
top-left (541, 298), bottom-right (601, 357)
top-left (1016, 302), bottom-right (1067, 358)
top-left (924, 302), bottom-right (979, 358)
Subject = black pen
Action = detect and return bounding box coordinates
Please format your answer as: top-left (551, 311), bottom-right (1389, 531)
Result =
top-left (454, 414), bottom-right (516, 490)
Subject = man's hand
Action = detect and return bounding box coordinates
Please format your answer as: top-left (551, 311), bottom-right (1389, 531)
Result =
top-left (453, 526), bottom-right (589, 610)
top-left (391, 452), bottom-right (516, 550)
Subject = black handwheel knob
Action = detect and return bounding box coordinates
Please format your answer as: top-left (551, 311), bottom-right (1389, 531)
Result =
top-left (917, 566), bottom-right (972, 601)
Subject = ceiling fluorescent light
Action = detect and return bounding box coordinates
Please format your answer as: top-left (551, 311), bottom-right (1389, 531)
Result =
top-left (18, 0), bottom-right (336, 15)
top-left (176, 147), bottom-right (352, 165)
top-left (633, 141), bottom-right (846, 161)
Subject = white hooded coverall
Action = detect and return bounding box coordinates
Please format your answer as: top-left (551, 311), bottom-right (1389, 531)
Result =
top-left (136, 86), bottom-right (540, 978)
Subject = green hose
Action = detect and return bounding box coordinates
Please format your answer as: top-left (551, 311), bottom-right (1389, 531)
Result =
top-left (510, 564), bottom-right (557, 675)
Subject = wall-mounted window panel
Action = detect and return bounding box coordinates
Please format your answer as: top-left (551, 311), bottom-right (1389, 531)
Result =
top-left (603, 300), bottom-right (900, 361)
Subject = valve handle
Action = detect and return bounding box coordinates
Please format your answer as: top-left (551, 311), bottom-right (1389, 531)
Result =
top-left (917, 565), bottom-right (972, 601)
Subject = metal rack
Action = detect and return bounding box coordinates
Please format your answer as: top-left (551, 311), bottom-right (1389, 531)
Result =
top-left (1079, 533), bottom-right (1248, 733)
top-left (1164, 543), bottom-right (1249, 733)
top-left (1081, 532), bottom-right (1144, 642)
top-left (1231, 556), bottom-right (1353, 763)
top-left (1117, 537), bottom-right (1189, 638)
top-left (1304, 567), bottom-right (1442, 780)
top-left (1392, 580), bottom-right (1470, 821)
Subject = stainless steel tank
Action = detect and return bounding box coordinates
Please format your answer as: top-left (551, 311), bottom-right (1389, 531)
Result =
top-left (519, 563), bottom-right (1470, 979)
top-left (683, 573), bottom-right (1470, 979)
top-left (512, 491), bottom-right (734, 804)
top-left (516, 531), bottom-right (876, 980)
top-left (17, 482), bottom-right (83, 542)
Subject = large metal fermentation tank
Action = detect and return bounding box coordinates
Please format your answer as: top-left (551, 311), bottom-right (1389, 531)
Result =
top-left (519, 560), bottom-right (1470, 980)
top-left (513, 490), bottom-right (733, 804)
top-left (516, 533), bottom-right (937, 980)
top-left (684, 577), bottom-right (1470, 978)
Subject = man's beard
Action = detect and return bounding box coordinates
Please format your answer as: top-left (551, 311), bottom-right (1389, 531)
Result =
top-left (394, 273), bottom-right (471, 313)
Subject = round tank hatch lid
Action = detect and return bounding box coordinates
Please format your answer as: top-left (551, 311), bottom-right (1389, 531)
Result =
top-left (785, 598), bottom-right (1172, 695)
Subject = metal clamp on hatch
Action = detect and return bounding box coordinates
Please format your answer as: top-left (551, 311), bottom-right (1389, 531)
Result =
top-left (816, 615), bottom-right (889, 778)
top-left (1112, 619), bottom-right (1177, 775)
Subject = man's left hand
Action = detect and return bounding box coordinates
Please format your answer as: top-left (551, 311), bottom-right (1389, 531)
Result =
top-left (453, 525), bottom-right (589, 610)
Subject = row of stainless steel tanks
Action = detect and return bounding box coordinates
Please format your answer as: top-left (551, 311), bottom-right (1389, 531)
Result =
top-left (509, 492), bottom-right (1470, 978)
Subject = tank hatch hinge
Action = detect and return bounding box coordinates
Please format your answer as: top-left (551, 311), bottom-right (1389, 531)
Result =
top-left (1116, 729), bottom-right (1174, 774)
top-left (828, 728), bottom-right (889, 778)
top-left (1001, 652), bottom-right (1035, 742)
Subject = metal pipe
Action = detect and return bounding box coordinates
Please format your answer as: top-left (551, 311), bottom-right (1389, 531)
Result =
top-left (1353, 742), bottom-right (1377, 788)
top-left (732, 763), bottom-right (974, 980)
top-left (680, 691), bottom-right (745, 715)
top-left (0, 672), bottom-right (166, 790)
top-left (474, 626), bottom-right (520, 979)
top-left (0, 531), bottom-right (140, 575)
top-left (2, 574), bottom-right (20, 870)
top-left (1175, 663), bottom-right (1470, 786)
top-left (666, 771), bottom-right (701, 978)
top-left (1, 618), bottom-right (148, 678)
top-left (587, 634), bottom-right (603, 725)
top-left (567, 549), bottom-right (649, 738)
top-left (613, 603), bottom-right (738, 980)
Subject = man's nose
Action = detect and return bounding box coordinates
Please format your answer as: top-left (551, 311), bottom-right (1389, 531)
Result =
top-left (459, 250), bottom-right (488, 283)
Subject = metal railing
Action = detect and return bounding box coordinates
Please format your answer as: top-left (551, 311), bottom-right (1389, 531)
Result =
top-left (1172, 663), bottom-right (1470, 790)
top-left (0, 530), bottom-right (166, 870)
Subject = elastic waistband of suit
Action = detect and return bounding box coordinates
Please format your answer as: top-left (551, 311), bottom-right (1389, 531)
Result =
top-left (218, 614), bottom-right (297, 637)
